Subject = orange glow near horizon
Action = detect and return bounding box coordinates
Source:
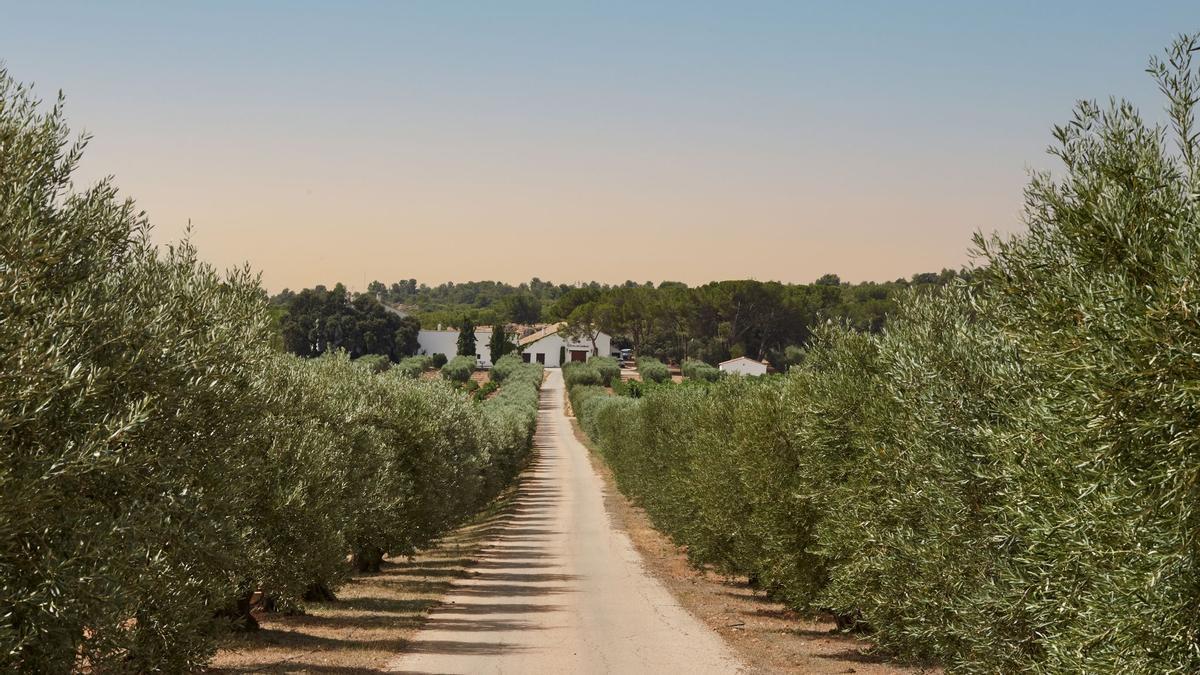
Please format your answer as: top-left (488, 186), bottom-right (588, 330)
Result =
top-left (7, 2), bottom-right (1191, 292)
top-left (74, 120), bottom-right (1026, 292)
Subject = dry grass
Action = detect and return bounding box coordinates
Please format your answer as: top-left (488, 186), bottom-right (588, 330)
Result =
top-left (207, 491), bottom-right (518, 674)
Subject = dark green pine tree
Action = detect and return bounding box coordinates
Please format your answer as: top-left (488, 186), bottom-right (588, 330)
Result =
top-left (457, 317), bottom-right (476, 356)
top-left (488, 326), bottom-right (515, 363)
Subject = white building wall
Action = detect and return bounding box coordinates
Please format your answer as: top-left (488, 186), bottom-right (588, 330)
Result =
top-left (521, 330), bottom-right (613, 368)
top-left (472, 330), bottom-right (494, 367)
top-left (595, 333), bottom-right (613, 359)
top-left (521, 333), bottom-right (563, 367)
top-left (417, 329), bottom-right (498, 367)
top-left (417, 330), bottom-right (457, 360)
top-left (719, 357), bottom-right (768, 376)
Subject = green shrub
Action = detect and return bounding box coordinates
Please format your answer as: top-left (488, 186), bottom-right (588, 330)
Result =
top-left (579, 392), bottom-right (638, 449)
top-left (489, 353), bottom-right (524, 382)
top-left (0, 71), bottom-right (275, 670)
top-left (574, 321), bottom-right (1001, 662)
top-left (563, 361), bottom-right (602, 387)
top-left (562, 357), bottom-right (622, 389)
top-left (567, 384), bottom-right (608, 423)
top-left (394, 354), bottom-right (433, 378)
top-left (441, 355), bottom-right (475, 382)
top-left (474, 380), bottom-right (500, 400)
top-left (589, 356), bottom-right (621, 386)
top-left (613, 378), bottom-right (644, 398)
top-left (636, 356), bottom-right (670, 383)
top-left (952, 41), bottom-right (1200, 669)
top-left (479, 360), bottom-right (544, 492)
top-left (430, 352), bottom-right (448, 368)
top-left (353, 353), bottom-right (392, 373)
top-left (680, 359), bottom-right (719, 382)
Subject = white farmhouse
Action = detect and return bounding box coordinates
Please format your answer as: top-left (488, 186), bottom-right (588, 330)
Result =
top-left (416, 326), bottom-right (496, 367)
top-left (416, 323), bottom-right (616, 368)
top-left (517, 323), bottom-right (614, 367)
top-left (718, 356), bottom-right (769, 376)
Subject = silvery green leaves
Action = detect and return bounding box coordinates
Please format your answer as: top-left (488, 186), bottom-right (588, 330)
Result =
top-left (1, 67), bottom-right (274, 669)
top-left (965, 32), bottom-right (1200, 673)
top-left (569, 34), bottom-right (1200, 675)
top-left (635, 356), bottom-right (671, 383)
top-left (0, 69), bottom-right (543, 671)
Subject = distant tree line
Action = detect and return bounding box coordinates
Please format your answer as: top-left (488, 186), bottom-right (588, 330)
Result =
top-left (274, 283), bottom-right (420, 361)
top-left (274, 271), bottom-right (967, 368)
top-left (366, 277), bottom-right (552, 325)
top-left (551, 272), bottom-right (968, 367)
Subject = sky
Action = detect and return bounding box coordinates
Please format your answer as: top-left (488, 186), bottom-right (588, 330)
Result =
top-left (2, 1), bottom-right (1199, 291)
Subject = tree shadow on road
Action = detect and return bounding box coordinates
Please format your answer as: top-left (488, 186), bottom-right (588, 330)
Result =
top-left (212, 399), bottom-right (576, 673)
top-left (208, 481), bottom-right (529, 673)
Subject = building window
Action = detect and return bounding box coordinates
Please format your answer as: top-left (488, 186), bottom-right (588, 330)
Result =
top-left (536, 353), bottom-right (546, 364)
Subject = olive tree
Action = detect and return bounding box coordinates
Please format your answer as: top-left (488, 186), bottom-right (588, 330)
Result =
top-left (0, 71), bottom-right (274, 670)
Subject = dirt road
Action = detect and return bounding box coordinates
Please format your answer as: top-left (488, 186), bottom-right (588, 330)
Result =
top-left (386, 369), bottom-right (744, 674)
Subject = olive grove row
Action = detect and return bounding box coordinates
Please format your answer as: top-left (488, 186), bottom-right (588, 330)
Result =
top-left (569, 36), bottom-right (1200, 674)
top-left (0, 72), bottom-right (543, 671)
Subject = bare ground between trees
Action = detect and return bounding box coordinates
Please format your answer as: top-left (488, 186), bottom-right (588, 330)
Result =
top-left (208, 384), bottom-right (935, 674)
top-left (207, 489), bottom-right (520, 674)
top-left (567, 415), bottom-right (939, 675)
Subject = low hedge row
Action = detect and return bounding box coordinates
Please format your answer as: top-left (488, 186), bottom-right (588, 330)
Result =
top-left (563, 362), bottom-right (601, 387)
top-left (635, 355), bottom-right (670, 383)
top-left (680, 359), bottom-right (719, 382)
top-left (588, 356), bottom-right (621, 385)
top-left (563, 356), bottom-right (621, 388)
top-left (440, 355), bottom-right (476, 382)
top-left (353, 353), bottom-right (392, 373)
top-left (478, 358), bottom-right (544, 492)
top-left (489, 353), bottom-right (523, 382)
top-left (394, 354), bottom-right (433, 378)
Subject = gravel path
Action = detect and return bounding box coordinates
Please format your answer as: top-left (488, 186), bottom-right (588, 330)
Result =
top-left (386, 368), bottom-right (744, 674)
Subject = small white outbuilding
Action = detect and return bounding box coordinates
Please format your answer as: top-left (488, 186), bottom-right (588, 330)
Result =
top-left (718, 356), bottom-right (769, 376)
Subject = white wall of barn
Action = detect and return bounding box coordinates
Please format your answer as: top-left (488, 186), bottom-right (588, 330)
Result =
top-left (419, 327), bottom-right (616, 369)
top-left (520, 331), bottom-right (614, 367)
top-left (718, 357), bottom-right (768, 376)
top-left (416, 329), bottom-right (495, 367)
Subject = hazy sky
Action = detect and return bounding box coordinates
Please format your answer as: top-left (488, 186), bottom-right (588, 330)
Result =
top-left (3, 2), bottom-right (1198, 291)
